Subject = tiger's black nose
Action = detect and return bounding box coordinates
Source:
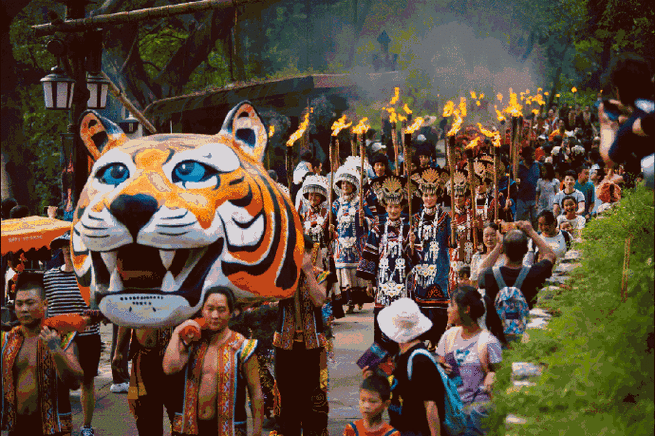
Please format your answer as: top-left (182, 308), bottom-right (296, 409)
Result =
top-left (109, 194), bottom-right (159, 241)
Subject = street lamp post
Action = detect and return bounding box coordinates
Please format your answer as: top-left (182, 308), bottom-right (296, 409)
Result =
top-left (39, 1), bottom-right (109, 218)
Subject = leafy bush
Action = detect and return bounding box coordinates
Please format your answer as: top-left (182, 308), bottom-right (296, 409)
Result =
top-left (490, 185), bottom-right (654, 435)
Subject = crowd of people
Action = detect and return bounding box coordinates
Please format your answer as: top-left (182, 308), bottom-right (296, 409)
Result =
top-left (1, 52), bottom-right (652, 436)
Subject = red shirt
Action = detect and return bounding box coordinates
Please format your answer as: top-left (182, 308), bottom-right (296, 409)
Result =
top-left (343, 420), bottom-right (400, 436)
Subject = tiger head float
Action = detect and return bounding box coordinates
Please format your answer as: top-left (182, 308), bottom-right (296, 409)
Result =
top-left (72, 101), bottom-right (303, 328)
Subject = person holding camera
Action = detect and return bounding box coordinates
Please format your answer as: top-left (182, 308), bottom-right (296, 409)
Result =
top-left (477, 221), bottom-right (556, 310)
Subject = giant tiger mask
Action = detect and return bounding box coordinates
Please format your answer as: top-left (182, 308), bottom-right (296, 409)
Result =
top-left (72, 102), bottom-right (303, 328)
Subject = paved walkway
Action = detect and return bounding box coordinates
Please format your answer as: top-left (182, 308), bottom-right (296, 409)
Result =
top-left (68, 303), bottom-right (375, 435)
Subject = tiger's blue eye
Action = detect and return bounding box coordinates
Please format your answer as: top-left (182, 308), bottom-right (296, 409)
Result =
top-left (172, 161), bottom-right (216, 184)
top-left (97, 163), bottom-right (129, 185)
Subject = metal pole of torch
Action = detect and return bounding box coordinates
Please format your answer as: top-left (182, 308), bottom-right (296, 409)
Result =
top-left (352, 132), bottom-right (358, 157)
top-left (359, 133), bottom-right (365, 227)
top-left (403, 120), bottom-right (413, 228)
top-left (448, 135), bottom-right (457, 247)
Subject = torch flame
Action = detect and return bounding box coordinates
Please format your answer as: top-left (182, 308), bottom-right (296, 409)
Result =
top-left (352, 117), bottom-right (370, 135)
top-left (494, 105), bottom-right (506, 122)
top-left (331, 115), bottom-right (352, 137)
top-left (287, 111), bottom-right (311, 147)
top-left (502, 89), bottom-right (523, 117)
top-left (531, 108), bottom-right (539, 115)
top-left (442, 100), bottom-right (455, 117)
top-left (477, 123), bottom-right (496, 138)
top-left (476, 101), bottom-right (481, 106)
top-left (492, 131), bottom-right (501, 148)
top-left (470, 91), bottom-right (477, 99)
top-left (447, 111), bottom-right (463, 137)
top-left (497, 93), bottom-right (503, 102)
top-left (571, 86), bottom-right (577, 93)
top-left (465, 136), bottom-right (481, 149)
top-left (268, 124), bottom-right (275, 138)
top-left (479, 93), bottom-right (484, 99)
top-left (544, 91), bottom-right (549, 96)
top-left (403, 104), bottom-right (412, 115)
top-left (389, 87), bottom-right (400, 105)
top-left (406, 117), bottom-right (424, 134)
top-left (386, 107), bottom-right (398, 124)
top-left (459, 97), bottom-right (467, 117)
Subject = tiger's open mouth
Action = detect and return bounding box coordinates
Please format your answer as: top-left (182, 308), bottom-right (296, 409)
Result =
top-left (91, 239), bottom-right (224, 308)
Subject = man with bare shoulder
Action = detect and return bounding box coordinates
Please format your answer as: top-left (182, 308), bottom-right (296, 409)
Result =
top-left (1, 271), bottom-right (84, 436)
top-left (163, 287), bottom-right (264, 436)
top-left (112, 323), bottom-right (182, 435)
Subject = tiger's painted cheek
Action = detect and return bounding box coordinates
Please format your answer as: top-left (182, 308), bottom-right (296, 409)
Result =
top-left (177, 192), bottom-right (213, 228)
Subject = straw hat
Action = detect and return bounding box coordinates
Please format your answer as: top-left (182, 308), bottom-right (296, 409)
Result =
top-left (377, 298), bottom-right (433, 344)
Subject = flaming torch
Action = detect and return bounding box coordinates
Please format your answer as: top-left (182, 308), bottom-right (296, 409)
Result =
top-left (404, 114), bottom-right (424, 228)
top-left (287, 110), bottom-right (311, 188)
top-left (502, 89), bottom-right (523, 208)
top-left (445, 101), bottom-right (464, 247)
top-left (465, 137), bottom-right (480, 250)
top-left (353, 118), bottom-right (370, 226)
top-left (330, 115), bottom-right (352, 228)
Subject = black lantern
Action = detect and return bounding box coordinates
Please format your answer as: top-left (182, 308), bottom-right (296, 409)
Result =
top-left (119, 113), bottom-right (140, 134)
top-left (86, 72), bottom-right (110, 110)
top-left (41, 66), bottom-right (75, 110)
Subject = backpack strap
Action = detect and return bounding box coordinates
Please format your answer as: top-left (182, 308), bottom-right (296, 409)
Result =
top-left (407, 348), bottom-right (437, 380)
top-left (492, 266), bottom-right (507, 289)
top-left (347, 422), bottom-right (359, 436)
top-left (513, 265), bottom-right (531, 289)
top-left (382, 428), bottom-right (398, 436)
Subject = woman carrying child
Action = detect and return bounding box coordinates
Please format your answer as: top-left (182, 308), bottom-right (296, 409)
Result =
top-left (436, 286), bottom-right (504, 436)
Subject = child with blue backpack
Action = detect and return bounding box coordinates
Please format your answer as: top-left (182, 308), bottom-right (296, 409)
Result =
top-left (436, 286), bottom-right (503, 436)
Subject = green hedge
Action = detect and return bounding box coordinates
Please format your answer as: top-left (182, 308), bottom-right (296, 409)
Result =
top-left (490, 185), bottom-right (654, 436)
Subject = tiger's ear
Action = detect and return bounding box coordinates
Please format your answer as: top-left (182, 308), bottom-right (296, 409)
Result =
top-left (79, 110), bottom-right (128, 161)
top-left (219, 101), bottom-right (267, 163)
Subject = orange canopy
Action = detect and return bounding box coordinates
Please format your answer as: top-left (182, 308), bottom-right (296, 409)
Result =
top-left (1, 216), bottom-right (72, 256)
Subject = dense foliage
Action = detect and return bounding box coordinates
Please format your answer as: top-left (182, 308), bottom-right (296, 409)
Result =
top-left (3, 0), bottom-right (654, 210)
top-left (490, 185), bottom-right (655, 435)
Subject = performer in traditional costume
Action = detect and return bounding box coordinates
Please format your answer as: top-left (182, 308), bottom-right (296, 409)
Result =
top-left (447, 170), bottom-right (480, 292)
top-left (272, 238), bottom-right (331, 436)
top-left (163, 288), bottom-right (263, 436)
top-left (329, 164), bottom-right (371, 313)
top-left (410, 168), bottom-right (452, 350)
top-left (1, 272), bottom-right (83, 436)
top-left (298, 174), bottom-right (330, 248)
top-left (356, 175), bottom-right (419, 353)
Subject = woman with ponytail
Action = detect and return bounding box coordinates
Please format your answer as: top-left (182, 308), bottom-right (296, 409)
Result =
top-left (436, 286), bottom-right (503, 436)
